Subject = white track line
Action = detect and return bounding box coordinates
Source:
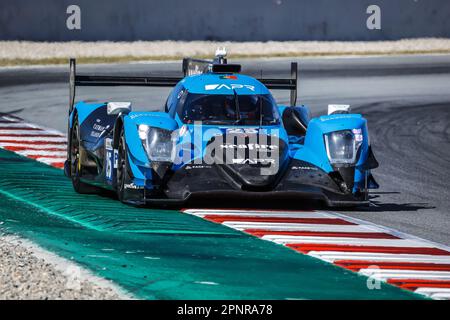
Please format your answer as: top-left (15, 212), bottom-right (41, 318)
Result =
top-left (36, 157), bottom-right (66, 164)
top-left (0, 123), bottom-right (40, 128)
top-left (0, 143), bottom-right (66, 149)
top-left (267, 237), bottom-right (435, 247)
top-left (430, 293), bottom-right (450, 299)
top-left (360, 269), bottom-right (450, 277)
top-left (192, 212), bottom-right (334, 218)
top-left (361, 272), bottom-right (450, 281)
top-left (308, 252), bottom-right (450, 264)
top-left (0, 136), bottom-right (66, 142)
top-left (0, 116), bottom-right (19, 122)
top-left (16, 150), bottom-right (67, 157)
top-left (415, 287), bottom-right (450, 295)
top-left (222, 222), bottom-right (383, 233)
top-left (329, 211), bottom-right (450, 253)
top-left (184, 209), bottom-right (330, 216)
top-left (0, 130), bottom-right (50, 135)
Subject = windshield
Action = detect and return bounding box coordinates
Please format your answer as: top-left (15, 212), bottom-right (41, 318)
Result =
top-left (179, 93), bottom-right (280, 125)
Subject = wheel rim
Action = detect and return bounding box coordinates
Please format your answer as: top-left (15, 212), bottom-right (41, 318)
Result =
top-left (70, 122), bottom-right (80, 176)
top-left (117, 137), bottom-right (126, 193)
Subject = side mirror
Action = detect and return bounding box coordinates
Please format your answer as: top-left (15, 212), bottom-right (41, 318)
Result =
top-left (107, 102), bottom-right (132, 115)
top-left (328, 104), bottom-right (350, 115)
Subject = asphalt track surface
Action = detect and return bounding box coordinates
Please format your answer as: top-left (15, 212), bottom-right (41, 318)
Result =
top-left (0, 54), bottom-right (449, 247)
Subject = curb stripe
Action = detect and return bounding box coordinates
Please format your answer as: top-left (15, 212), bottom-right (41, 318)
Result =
top-left (18, 150), bottom-right (66, 157)
top-left (0, 140), bottom-right (66, 146)
top-left (1, 143), bottom-right (66, 148)
top-left (203, 215), bottom-right (354, 225)
top-left (188, 211), bottom-right (330, 218)
top-left (388, 279), bottom-right (450, 290)
top-left (335, 261), bottom-right (450, 272)
top-left (287, 244), bottom-right (449, 255)
top-left (268, 237), bottom-right (433, 247)
top-left (0, 133), bottom-right (64, 137)
top-left (3, 145), bottom-right (66, 152)
top-left (0, 136), bottom-right (66, 142)
top-left (244, 230), bottom-right (399, 239)
top-left (308, 253), bottom-right (450, 265)
top-left (222, 222), bottom-right (375, 232)
top-left (182, 208), bottom-right (450, 299)
top-left (0, 127), bottom-right (44, 131)
top-left (0, 115), bottom-right (67, 169)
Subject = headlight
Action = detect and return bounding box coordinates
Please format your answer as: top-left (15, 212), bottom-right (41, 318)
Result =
top-left (138, 125), bottom-right (176, 162)
top-left (324, 129), bottom-right (362, 165)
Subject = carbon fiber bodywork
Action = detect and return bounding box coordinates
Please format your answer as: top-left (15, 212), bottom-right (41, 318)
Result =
top-left (120, 159), bottom-right (368, 207)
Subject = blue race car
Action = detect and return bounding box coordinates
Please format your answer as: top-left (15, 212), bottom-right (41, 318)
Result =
top-left (65, 51), bottom-right (378, 207)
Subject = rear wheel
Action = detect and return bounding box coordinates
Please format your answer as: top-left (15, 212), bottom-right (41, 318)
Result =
top-left (70, 118), bottom-right (97, 193)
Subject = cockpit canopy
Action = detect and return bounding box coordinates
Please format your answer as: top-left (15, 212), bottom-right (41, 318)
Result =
top-left (179, 93), bottom-right (280, 126)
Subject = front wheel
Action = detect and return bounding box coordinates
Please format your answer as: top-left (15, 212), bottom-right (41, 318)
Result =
top-left (116, 128), bottom-right (132, 203)
top-left (70, 117), bottom-right (98, 194)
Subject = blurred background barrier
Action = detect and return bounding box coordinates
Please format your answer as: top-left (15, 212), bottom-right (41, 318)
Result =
top-left (0, 0), bottom-right (449, 41)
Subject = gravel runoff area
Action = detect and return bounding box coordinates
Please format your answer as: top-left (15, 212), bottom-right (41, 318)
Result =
top-left (0, 232), bottom-right (130, 300)
top-left (1, 38), bottom-right (450, 65)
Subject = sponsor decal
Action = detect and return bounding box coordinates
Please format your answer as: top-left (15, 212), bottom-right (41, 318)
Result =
top-left (292, 166), bottom-right (318, 170)
top-left (232, 158), bottom-right (276, 165)
top-left (220, 75), bottom-right (238, 80)
top-left (105, 138), bottom-right (113, 181)
top-left (93, 124), bottom-right (106, 131)
top-left (90, 131), bottom-right (101, 138)
top-left (321, 114), bottom-right (359, 121)
top-left (220, 143), bottom-right (278, 151)
top-left (352, 128), bottom-right (363, 142)
top-left (90, 122), bottom-right (108, 138)
top-left (129, 113), bottom-right (149, 119)
top-left (124, 183), bottom-right (144, 190)
top-left (179, 125), bottom-right (188, 137)
top-left (204, 84), bottom-right (255, 91)
top-left (226, 128), bottom-right (259, 134)
top-left (185, 165), bottom-right (212, 170)
top-left (113, 149), bottom-right (118, 169)
top-left (105, 138), bottom-right (113, 150)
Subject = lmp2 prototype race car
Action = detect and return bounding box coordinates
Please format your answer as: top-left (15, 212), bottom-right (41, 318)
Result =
top-left (65, 50), bottom-right (379, 207)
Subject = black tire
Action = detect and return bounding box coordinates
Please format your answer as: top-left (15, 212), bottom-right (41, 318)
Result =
top-left (70, 117), bottom-right (98, 194)
top-left (116, 127), bottom-right (132, 203)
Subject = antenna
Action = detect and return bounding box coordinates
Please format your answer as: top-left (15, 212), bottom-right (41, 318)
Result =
top-left (215, 47), bottom-right (227, 64)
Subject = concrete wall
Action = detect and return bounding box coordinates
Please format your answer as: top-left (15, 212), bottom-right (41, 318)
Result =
top-left (1, 0), bottom-right (449, 41)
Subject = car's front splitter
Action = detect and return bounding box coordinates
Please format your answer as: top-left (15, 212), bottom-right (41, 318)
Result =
top-left (126, 159), bottom-right (368, 207)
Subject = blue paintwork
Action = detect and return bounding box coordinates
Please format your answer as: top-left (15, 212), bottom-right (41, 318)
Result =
top-left (69, 71), bottom-right (377, 200)
top-left (71, 101), bottom-right (105, 127)
top-left (292, 113), bottom-right (370, 192)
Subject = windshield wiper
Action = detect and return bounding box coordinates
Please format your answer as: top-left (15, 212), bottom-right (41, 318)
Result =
top-left (233, 90), bottom-right (242, 125)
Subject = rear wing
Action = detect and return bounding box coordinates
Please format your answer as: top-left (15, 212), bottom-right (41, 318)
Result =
top-left (69, 58), bottom-right (182, 114)
top-left (182, 58), bottom-right (298, 106)
top-left (69, 57), bottom-right (298, 114)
